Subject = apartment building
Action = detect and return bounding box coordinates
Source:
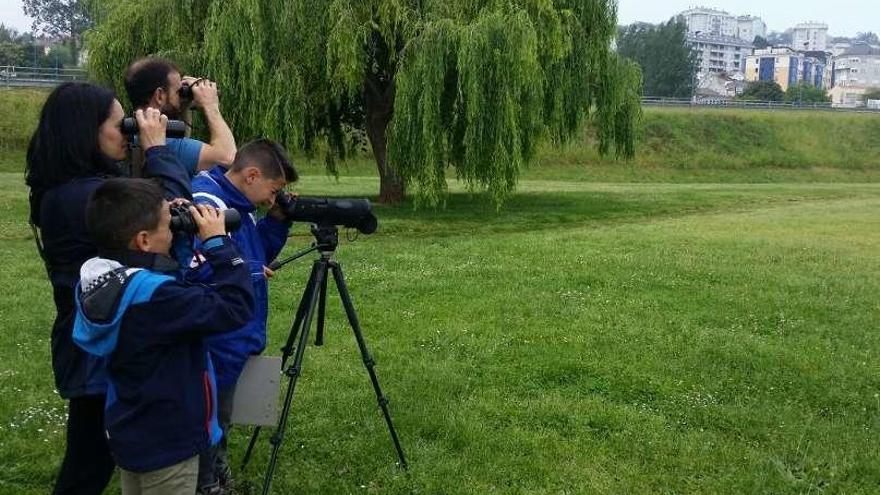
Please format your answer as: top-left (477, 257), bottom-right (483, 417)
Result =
top-left (792, 22), bottom-right (829, 52)
top-left (681, 7), bottom-right (737, 37)
top-left (736, 16), bottom-right (766, 42)
top-left (829, 46), bottom-right (880, 106)
top-left (689, 32), bottom-right (753, 75)
top-left (744, 47), bottom-right (828, 91)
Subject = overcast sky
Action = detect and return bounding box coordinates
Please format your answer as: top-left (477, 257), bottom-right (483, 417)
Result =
top-left (0, 0), bottom-right (29, 33)
top-left (0, 0), bottom-right (877, 38)
top-left (617, 1), bottom-right (877, 37)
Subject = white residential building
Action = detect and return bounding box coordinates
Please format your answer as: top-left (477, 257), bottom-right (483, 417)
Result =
top-left (689, 32), bottom-right (753, 76)
top-left (830, 46), bottom-right (880, 106)
top-left (680, 7), bottom-right (737, 37)
top-left (736, 16), bottom-right (766, 42)
top-left (792, 22), bottom-right (828, 51)
top-left (679, 7), bottom-right (762, 78)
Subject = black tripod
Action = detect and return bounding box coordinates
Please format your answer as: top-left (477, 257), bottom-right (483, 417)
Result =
top-left (241, 224), bottom-right (407, 495)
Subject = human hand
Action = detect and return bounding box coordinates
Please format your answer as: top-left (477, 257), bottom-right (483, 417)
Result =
top-left (267, 191), bottom-right (296, 221)
top-left (263, 265), bottom-right (275, 279)
top-left (266, 202), bottom-right (286, 221)
top-left (135, 108), bottom-right (168, 150)
top-left (189, 204), bottom-right (227, 241)
top-left (189, 78), bottom-right (220, 110)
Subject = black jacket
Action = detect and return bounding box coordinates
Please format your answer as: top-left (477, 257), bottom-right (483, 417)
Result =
top-left (33, 145), bottom-right (191, 399)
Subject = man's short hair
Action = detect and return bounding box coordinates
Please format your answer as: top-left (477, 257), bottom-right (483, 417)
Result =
top-left (124, 57), bottom-right (181, 109)
top-left (231, 138), bottom-right (298, 183)
top-left (86, 179), bottom-right (165, 251)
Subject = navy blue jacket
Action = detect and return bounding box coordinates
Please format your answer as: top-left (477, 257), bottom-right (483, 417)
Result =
top-left (191, 166), bottom-right (289, 388)
top-left (33, 146), bottom-right (191, 399)
top-left (73, 237), bottom-right (254, 472)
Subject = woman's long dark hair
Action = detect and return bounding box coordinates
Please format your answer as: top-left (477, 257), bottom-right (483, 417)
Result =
top-left (26, 82), bottom-right (122, 225)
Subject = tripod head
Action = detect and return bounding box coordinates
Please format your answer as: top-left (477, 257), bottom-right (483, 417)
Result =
top-left (267, 224), bottom-right (340, 271)
top-left (311, 224), bottom-right (339, 255)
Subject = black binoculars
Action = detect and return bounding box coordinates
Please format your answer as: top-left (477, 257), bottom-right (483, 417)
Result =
top-left (120, 117), bottom-right (187, 139)
top-left (169, 203), bottom-right (242, 236)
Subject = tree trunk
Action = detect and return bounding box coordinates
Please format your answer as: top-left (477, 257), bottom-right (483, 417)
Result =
top-left (365, 74), bottom-right (405, 204)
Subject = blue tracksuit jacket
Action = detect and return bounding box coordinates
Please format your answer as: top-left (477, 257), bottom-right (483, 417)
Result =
top-left (191, 166), bottom-right (290, 389)
top-left (72, 237), bottom-right (254, 472)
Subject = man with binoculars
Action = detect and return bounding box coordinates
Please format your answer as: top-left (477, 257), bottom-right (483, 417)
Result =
top-left (124, 57), bottom-right (237, 175)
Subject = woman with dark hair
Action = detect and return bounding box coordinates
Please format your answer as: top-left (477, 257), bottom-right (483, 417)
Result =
top-left (25, 82), bottom-right (191, 495)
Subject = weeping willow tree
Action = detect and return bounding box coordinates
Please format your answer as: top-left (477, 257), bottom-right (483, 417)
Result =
top-left (87, 0), bottom-right (640, 205)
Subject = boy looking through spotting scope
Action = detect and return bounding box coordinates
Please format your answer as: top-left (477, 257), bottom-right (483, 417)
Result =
top-left (190, 138), bottom-right (298, 494)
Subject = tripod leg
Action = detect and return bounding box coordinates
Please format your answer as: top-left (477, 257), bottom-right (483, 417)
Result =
top-left (242, 260), bottom-right (321, 471)
top-left (315, 270), bottom-right (329, 346)
top-left (329, 262), bottom-right (408, 470)
top-left (281, 261), bottom-right (320, 365)
top-left (261, 260), bottom-right (328, 495)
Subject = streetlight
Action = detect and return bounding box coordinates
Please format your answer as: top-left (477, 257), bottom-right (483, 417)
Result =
top-left (799, 41), bottom-right (809, 106)
top-left (692, 30), bottom-right (702, 103)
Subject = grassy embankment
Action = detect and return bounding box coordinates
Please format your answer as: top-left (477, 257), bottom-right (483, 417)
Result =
top-left (2, 88), bottom-right (880, 183)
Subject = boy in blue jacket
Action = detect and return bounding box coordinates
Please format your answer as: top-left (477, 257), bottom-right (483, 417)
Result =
top-left (190, 138), bottom-right (297, 493)
top-left (72, 179), bottom-right (254, 494)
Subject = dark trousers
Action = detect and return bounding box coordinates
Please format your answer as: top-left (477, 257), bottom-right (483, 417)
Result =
top-left (52, 395), bottom-right (115, 495)
top-left (198, 385), bottom-right (236, 490)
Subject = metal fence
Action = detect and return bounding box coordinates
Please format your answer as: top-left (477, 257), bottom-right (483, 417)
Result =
top-left (642, 96), bottom-right (880, 113)
top-left (1, 66), bottom-right (88, 88)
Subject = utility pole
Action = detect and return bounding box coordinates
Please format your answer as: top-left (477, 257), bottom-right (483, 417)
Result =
top-left (692, 31), bottom-right (702, 103)
top-left (799, 42), bottom-right (809, 106)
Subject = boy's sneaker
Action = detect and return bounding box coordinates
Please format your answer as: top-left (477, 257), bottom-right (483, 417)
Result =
top-left (196, 485), bottom-right (226, 495)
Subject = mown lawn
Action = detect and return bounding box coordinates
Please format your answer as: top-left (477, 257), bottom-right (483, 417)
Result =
top-left (1, 171), bottom-right (878, 494)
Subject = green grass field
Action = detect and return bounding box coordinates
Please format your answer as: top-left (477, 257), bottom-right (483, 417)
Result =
top-left (1, 168), bottom-right (879, 493)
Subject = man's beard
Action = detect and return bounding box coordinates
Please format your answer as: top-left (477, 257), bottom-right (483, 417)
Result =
top-left (161, 102), bottom-right (183, 120)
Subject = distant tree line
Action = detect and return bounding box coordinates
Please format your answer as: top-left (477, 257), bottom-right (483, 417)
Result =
top-left (831, 32), bottom-right (880, 46)
top-left (736, 81), bottom-right (830, 104)
top-left (617, 18), bottom-right (697, 98)
top-left (759, 30), bottom-right (879, 49)
top-left (0, 23), bottom-right (78, 68)
top-left (0, 0), bottom-right (93, 68)
top-left (22, 0), bottom-right (93, 51)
